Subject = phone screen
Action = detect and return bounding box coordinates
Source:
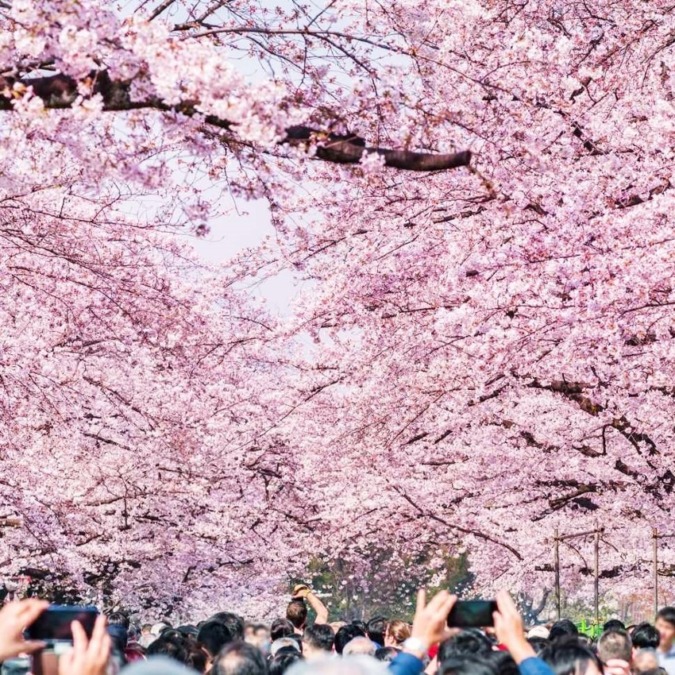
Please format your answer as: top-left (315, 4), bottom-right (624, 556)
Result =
top-left (26, 606), bottom-right (98, 642)
top-left (447, 600), bottom-right (498, 628)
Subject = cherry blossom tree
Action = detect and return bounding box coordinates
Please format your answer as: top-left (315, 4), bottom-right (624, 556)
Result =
top-left (2, 0), bottom-right (675, 616)
top-left (234, 0), bottom-right (675, 603)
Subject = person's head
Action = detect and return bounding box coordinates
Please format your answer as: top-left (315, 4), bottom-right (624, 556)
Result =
top-left (269, 652), bottom-right (303, 675)
top-left (286, 601), bottom-right (308, 631)
top-left (151, 622), bottom-right (171, 637)
top-left (528, 626), bottom-right (550, 641)
top-left (438, 629), bottom-right (493, 662)
top-left (198, 620), bottom-right (234, 659)
top-left (335, 625), bottom-right (366, 655)
top-left (656, 608), bottom-right (675, 650)
top-left (374, 647), bottom-right (399, 663)
top-left (384, 621), bottom-right (411, 647)
top-left (108, 612), bottom-right (131, 630)
top-left (439, 655), bottom-right (498, 675)
top-left (270, 639), bottom-right (301, 658)
top-left (176, 626), bottom-right (198, 637)
top-left (633, 624), bottom-right (660, 651)
top-left (302, 624), bottom-right (335, 659)
top-left (212, 642), bottom-right (268, 675)
top-left (108, 623), bottom-right (129, 657)
top-left (141, 624), bottom-right (153, 636)
top-left (541, 638), bottom-right (604, 675)
top-left (343, 637), bottom-right (376, 657)
top-left (248, 625), bottom-right (271, 651)
top-left (597, 630), bottom-right (632, 664)
top-left (604, 620), bottom-right (626, 633)
top-left (548, 620), bottom-right (579, 643)
top-left (147, 634), bottom-right (206, 672)
top-left (367, 617), bottom-right (387, 647)
top-left (210, 613), bottom-right (246, 641)
top-left (633, 649), bottom-right (660, 673)
top-left (485, 650), bottom-right (518, 675)
top-left (123, 656), bottom-right (199, 675)
top-left (285, 656), bottom-right (386, 675)
top-left (527, 637), bottom-right (549, 655)
top-left (272, 620), bottom-right (296, 642)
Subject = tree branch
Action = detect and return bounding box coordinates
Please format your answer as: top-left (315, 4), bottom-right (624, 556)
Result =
top-left (0, 71), bottom-right (472, 172)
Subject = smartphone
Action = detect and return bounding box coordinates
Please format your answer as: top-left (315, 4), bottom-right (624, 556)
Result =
top-left (447, 600), bottom-right (497, 628)
top-left (26, 606), bottom-right (98, 642)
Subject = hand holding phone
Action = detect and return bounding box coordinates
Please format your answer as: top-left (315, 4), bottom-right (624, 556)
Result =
top-left (447, 600), bottom-right (498, 628)
top-left (0, 599), bottom-right (49, 661)
top-left (406, 588), bottom-right (457, 657)
top-left (26, 606), bottom-right (98, 643)
top-left (57, 615), bottom-right (111, 675)
top-left (492, 590), bottom-right (535, 664)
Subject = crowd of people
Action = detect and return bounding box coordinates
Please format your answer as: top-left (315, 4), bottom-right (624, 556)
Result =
top-left (0, 586), bottom-right (674, 675)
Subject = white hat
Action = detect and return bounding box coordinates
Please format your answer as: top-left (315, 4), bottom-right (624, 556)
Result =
top-left (151, 622), bottom-right (170, 636)
top-left (527, 625), bottom-right (550, 639)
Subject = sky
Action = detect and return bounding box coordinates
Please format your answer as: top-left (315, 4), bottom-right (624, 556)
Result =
top-left (188, 198), bottom-right (301, 315)
top-left (112, 0), bottom-right (323, 316)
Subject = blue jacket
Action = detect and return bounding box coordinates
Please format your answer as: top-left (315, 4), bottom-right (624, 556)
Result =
top-left (389, 652), bottom-right (425, 675)
top-left (388, 653), bottom-right (557, 675)
top-left (519, 657), bottom-right (556, 675)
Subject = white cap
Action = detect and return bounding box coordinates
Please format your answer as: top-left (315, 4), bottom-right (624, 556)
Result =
top-left (151, 622), bottom-right (170, 636)
top-left (527, 625), bottom-right (550, 639)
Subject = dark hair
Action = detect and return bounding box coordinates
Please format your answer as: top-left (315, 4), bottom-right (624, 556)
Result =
top-left (107, 612), bottom-right (130, 630)
top-left (527, 637), bottom-right (549, 655)
top-left (210, 612), bottom-right (246, 641)
top-left (438, 629), bottom-right (493, 662)
top-left (271, 619), bottom-right (296, 642)
top-left (352, 621), bottom-right (368, 634)
top-left (604, 620), bottom-right (626, 633)
top-left (485, 650), bottom-right (518, 675)
top-left (598, 630), bottom-right (632, 663)
top-left (286, 601), bottom-right (308, 630)
top-left (632, 623), bottom-right (660, 650)
top-left (213, 642), bottom-right (268, 675)
top-left (657, 608), bottom-right (675, 628)
top-left (548, 620), bottom-right (579, 643)
top-left (367, 617), bottom-right (387, 646)
top-left (176, 625), bottom-right (199, 637)
top-left (375, 647), bottom-right (399, 663)
top-left (199, 620), bottom-right (234, 658)
top-left (439, 655), bottom-right (498, 675)
top-left (107, 624), bottom-right (128, 655)
top-left (147, 631), bottom-right (206, 671)
top-left (541, 638), bottom-right (603, 675)
top-left (335, 624), bottom-right (366, 655)
top-left (147, 636), bottom-right (189, 664)
top-left (303, 624), bottom-right (335, 652)
top-left (269, 652), bottom-right (302, 675)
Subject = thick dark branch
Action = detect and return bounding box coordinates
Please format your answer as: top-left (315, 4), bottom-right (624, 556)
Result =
top-left (393, 485), bottom-right (524, 560)
top-left (0, 71), bottom-right (472, 172)
top-left (527, 377), bottom-right (659, 456)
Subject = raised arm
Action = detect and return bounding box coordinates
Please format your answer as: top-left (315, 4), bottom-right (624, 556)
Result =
top-left (293, 585), bottom-right (329, 625)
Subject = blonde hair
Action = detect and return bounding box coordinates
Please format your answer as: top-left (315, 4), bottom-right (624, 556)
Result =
top-left (386, 620), bottom-right (411, 645)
